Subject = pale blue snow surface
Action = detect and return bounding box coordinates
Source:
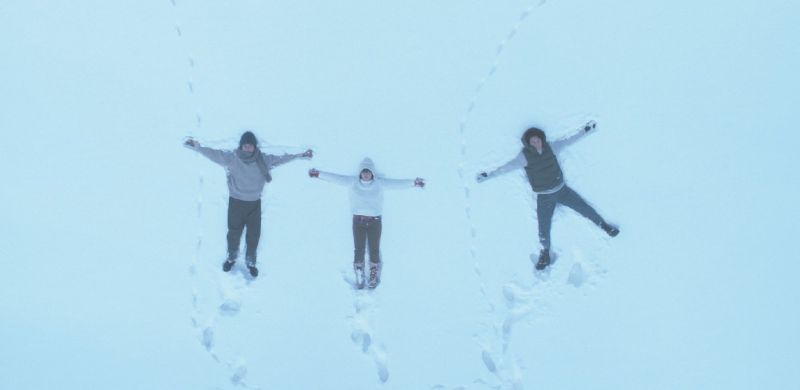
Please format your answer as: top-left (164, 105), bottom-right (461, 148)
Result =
top-left (1, 1), bottom-right (799, 389)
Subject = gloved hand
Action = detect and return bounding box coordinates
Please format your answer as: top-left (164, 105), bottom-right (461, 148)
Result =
top-left (476, 172), bottom-right (489, 183)
top-left (308, 168), bottom-right (320, 178)
top-left (414, 177), bottom-right (425, 188)
top-left (301, 149), bottom-right (313, 158)
top-left (184, 138), bottom-right (199, 147)
top-left (583, 120), bottom-right (597, 133)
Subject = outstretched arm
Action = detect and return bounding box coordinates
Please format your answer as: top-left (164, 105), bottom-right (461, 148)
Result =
top-left (476, 152), bottom-right (526, 183)
top-left (184, 138), bottom-right (234, 166)
top-left (380, 177), bottom-right (424, 189)
top-left (310, 169), bottom-right (357, 186)
top-left (550, 120), bottom-right (596, 154)
top-left (264, 149), bottom-right (313, 168)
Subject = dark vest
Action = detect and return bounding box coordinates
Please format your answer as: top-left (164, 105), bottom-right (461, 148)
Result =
top-left (522, 144), bottom-right (563, 192)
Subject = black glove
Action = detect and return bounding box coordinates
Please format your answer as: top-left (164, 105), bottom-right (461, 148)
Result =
top-left (308, 168), bottom-right (320, 178)
top-left (184, 138), bottom-right (198, 147)
top-left (302, 149), bottom-right (313, 158)
top-left (476, 172), bottom-right (489, 183)
top-left (414, 178), bottom-right (425, 188)
top-left (583, 120), bottom-right (597, 133)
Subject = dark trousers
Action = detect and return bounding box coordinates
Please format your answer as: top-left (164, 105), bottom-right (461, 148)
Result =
top-left (227, 197), bottom-right (261, 265)
top-left (536, 185), bottom-right (605, 250)
top-left (353, 215), bottom-right (382, 265)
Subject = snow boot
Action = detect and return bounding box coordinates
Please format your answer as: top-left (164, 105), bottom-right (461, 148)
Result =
top-left (535, 249), bottom-right (551, 271)
top-left (246, 259), bottom-right (258, 277)
top-left (600, 222), bottom-right (619, 237)
top-left (367, 262), bottom-right (382, 289)
top-left (222, 259), bottom-right (235, 272)
top-left (354, 262), bottom-right (366, 289)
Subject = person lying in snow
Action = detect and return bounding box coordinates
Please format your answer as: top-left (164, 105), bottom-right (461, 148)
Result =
top-left (476, 120), bottom-right (619, 270)
top-left (308, 158), bottom-right (425, 289)
top-left (185, 131), bottom-right (312, 277)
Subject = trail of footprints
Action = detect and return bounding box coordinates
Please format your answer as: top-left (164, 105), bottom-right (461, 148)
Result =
top-left (342, 272), bottom-right (391, 383)
top-left (193, 268), bottom-right (255, 387)
top-left (171, 0), bottom-right (254, 386)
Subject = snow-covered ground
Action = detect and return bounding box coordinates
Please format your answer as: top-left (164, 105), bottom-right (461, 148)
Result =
top-left (2, 1), bottom-right (799, 389)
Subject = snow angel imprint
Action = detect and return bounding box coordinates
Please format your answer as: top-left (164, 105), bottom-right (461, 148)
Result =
top-left (309, 158), bottom-right (425, 289)
top-left (476, 121), bottom-right (619, 271)
top-left (185, 131), bottom-right (313, 277)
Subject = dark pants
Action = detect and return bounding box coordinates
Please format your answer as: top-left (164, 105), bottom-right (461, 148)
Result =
top-left (353, 215), bottom-right (382, 265)
top-left (536, 185), bottom-right (605, 250)
top-left (227, 197), bottom-right (261, 266)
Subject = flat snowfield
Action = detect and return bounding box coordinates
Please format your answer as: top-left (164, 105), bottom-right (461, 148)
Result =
top-left (1, 1), bottom-right (798, 389)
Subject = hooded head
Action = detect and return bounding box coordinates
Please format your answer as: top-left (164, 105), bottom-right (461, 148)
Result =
top-left (239, 131), bottom-right (258, 149)
top-left (359, 157), bottom-right (376, 181)
top-left (521, 127), bottom-right (546, 146)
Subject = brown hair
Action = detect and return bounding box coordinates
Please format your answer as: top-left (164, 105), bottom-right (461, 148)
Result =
top-left (521, 127), bottom-right (546, 145)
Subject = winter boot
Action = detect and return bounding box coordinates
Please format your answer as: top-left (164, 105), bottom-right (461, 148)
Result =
top-left (535, 249), bottom-right (551, 271)
top-left (600, 222), bottom-right (619, 237)
top-left (246, 259), bottom-right (258, 277)
top-left (222, 259), bottom-right (235, 272)
top-left (367, 262), bottom-right (382, 289)
top-left (353, 262), bottom-right (366, 289)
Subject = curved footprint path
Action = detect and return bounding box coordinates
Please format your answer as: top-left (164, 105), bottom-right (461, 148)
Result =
top-left (453, 1), bottom-right (608, 388)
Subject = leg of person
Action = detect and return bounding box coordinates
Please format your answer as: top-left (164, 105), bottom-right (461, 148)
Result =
top-left (558, 186), bottom-right (618, 236)
top-left (225, 197), bottom-right (247, 271)
top-left (366, 217), bottom-right (383, 289)
top-left (535, 193), bottom-right (557, 270)
top-left (244, 200), bottom-right (262, 276)
top-left (353, 216), bottom-right (368, 289)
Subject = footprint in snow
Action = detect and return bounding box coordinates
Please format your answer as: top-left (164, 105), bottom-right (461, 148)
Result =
top-left (219, 299), bottom-right (241, 316)
top-left (202, 326), bottom-right (214, 351)
top-left (481, 350), bottom-right (497, 373)
top-left (230, 362), bottom-right (247, 386)
top-left (373, 347), bottom-right (390, 383)
top-left (351, 329), bottom-right (372, 353)
top-left (568, 262), bottom-right (585, 287)
top-left (377, 363), bottom-right (389, 383)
